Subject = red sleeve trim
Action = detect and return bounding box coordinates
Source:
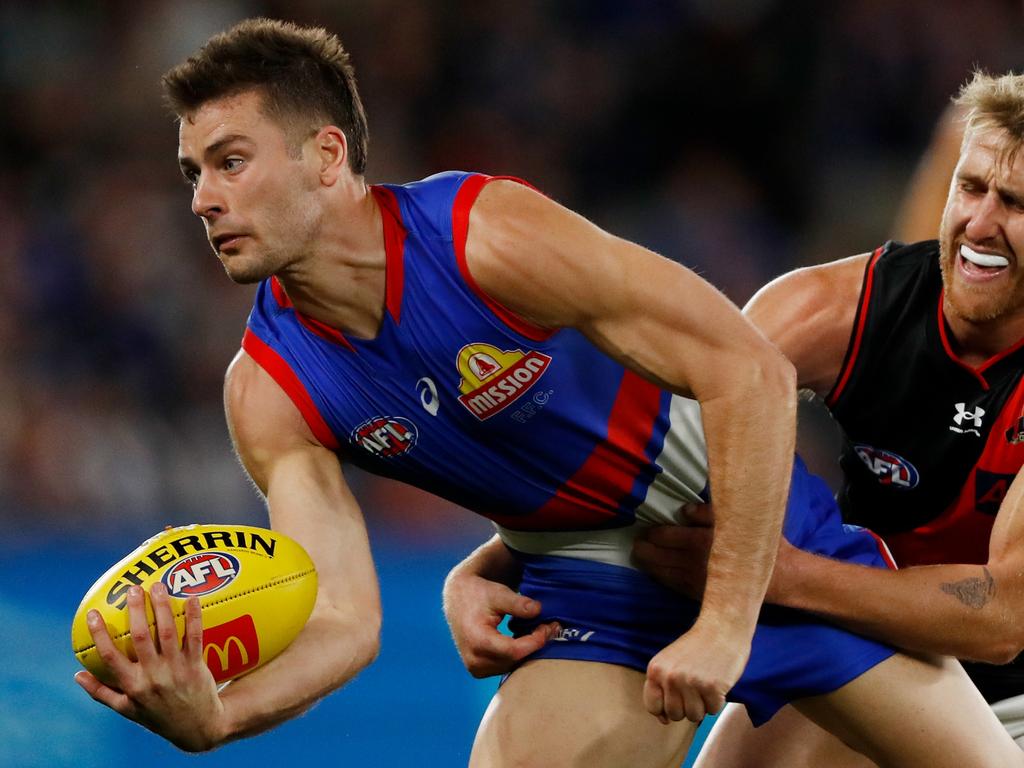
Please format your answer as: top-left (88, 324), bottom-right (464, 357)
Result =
top-left (452, 174), bottom-right (556, 342)
top-left (826, 247), bottom-right (884, 407)
top-left (241, 329), bottom-right (341, 450)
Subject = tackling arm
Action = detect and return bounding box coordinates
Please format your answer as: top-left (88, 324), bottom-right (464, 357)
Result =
top-left (739, 254), bottom-right (1024, 663)
top-left (769, 474), bottom-right (1024, 663)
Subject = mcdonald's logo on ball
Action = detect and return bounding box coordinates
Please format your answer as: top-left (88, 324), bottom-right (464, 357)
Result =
top-left (203, 614), bottom-right (260, 681)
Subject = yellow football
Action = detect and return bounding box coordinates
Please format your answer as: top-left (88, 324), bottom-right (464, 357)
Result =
top-left (71, 524), bottom-right (317, 686)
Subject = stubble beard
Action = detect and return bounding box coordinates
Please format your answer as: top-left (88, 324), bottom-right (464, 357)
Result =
top-left (220, 245), bottom-right (281, 285)
top-left (938, 221), bottom-right (1023, 325)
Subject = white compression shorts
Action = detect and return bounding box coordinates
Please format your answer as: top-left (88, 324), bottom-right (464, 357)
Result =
top-left (991, 693), bottom-right (1024, 748)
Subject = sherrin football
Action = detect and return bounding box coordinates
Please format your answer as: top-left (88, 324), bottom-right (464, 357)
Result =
top-left (72, 524), bottom-right (317, 686)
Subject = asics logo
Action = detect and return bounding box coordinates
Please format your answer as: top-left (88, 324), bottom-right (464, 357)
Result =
top-left (417, 377), bottom-right (439, 416)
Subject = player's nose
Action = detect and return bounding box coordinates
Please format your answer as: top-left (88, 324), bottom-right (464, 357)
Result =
top-left (964, 190), bottom-right (1005, 243)
top-left (191, 174), bottom-right (226, 220)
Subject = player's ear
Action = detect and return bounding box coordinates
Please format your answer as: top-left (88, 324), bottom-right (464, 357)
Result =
top-left (312, 125), bottom-right (348, 185)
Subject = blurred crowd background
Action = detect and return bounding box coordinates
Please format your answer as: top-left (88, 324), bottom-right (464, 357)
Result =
top-left (3, 0), bottom-right (1024, 541)
top-left (5, 1), bottom-right (1024, 766)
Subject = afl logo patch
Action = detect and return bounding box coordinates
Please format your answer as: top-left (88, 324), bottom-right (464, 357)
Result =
top-left (351, 416), bottom-right (418, 458)
top-left (853, 444), bottom-right (920, 490)
top-left (161, 552), bottom-right (240, 597)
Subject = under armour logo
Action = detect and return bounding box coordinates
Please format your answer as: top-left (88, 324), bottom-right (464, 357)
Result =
top-left (416, 377), bottom-right (439, 416)
top-left (950, 402), bottom-right (985, 436)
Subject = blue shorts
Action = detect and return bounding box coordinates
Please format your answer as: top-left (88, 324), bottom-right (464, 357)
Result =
top-left (508, 456), bottom-right (896, 726)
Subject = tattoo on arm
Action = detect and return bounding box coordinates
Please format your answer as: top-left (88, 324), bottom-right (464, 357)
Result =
top-left (940, 567), bottom-right (996, 609)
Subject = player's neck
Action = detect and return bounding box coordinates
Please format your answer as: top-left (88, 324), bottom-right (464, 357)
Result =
top-left (945, 311), bottom-right (1024, 367)
top-left (275, 182), bottom-right (388, 340)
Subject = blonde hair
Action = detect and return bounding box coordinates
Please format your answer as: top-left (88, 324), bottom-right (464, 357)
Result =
top-left (955, 70), bottom-right (1024, 167)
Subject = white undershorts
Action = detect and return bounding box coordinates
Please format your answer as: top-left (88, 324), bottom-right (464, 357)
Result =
top-left (991, 693), bottom-right (1024, 747)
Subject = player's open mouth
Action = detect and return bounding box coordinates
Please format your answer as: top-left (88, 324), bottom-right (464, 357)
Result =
top-left (213, 234), bottom-right (247, 252)
top-left (959, 244), bottom-right (1010, 281)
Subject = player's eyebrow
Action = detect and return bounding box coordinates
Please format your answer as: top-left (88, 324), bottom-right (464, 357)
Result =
top-left (178, 133), bottom-right (254, 171)
top-left (998, 183), bottom-right (1024, 209)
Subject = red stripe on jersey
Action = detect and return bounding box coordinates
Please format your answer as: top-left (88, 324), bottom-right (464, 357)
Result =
top-left (241, 329), bottom-right (341, 450)
top-left (486, 370), bottom-right (662, 530)
top-left (371, 185), bottom-right (407, 323)
top-left (863, 529), bottom-right (898, 570)
top-left (270, 276), bottom-right (291, 308)
top-left (451, 174), bottom-right (556, 343)
top-left (936, 289), bottom-right (1024, 386)
top-left (269, 277), bottom-right (356, 351)
top-left (827, 247), bottom-right (883, 407)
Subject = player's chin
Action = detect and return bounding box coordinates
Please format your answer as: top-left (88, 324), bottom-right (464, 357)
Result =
top-left (221, 256), bottom-right (273, 285)
top-left (946, 286), bottom-right (1016, 324)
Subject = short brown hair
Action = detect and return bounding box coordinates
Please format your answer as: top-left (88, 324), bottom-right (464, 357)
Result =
top-left (955, 70), bottom-right (1024, 168)
top-left (162, 17), bottom-right (369, 174)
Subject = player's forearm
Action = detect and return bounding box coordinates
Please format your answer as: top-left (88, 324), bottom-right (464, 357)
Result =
top-left (775, 549), bottom-right (1023, 663)
top-left (697, 355), bottom-right (796, 632)
top-left (217, 604), bottom-right (380, 745)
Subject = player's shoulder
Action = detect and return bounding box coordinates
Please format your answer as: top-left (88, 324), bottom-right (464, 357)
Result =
top-left (224, 349), bottom-right (320, 454)
top-left (378, 170), bottom-right (484, 240)
top-left (747, 252), bottom-right (871, 317)
top-left (770, 239), bottom-right (938, 303)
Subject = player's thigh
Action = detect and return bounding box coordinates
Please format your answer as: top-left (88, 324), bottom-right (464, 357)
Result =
top-left (470, 659), bottom-right (696, 768)
top-left (692, 703), bottom-right (875, 768)
top-left (794, 652), bottom-right (1024, 768)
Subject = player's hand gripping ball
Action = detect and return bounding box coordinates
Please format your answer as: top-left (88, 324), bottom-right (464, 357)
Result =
top-left (71, 524), bottom-right (317, 686)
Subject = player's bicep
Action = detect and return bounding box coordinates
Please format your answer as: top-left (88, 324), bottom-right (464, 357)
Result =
top-left (464, 180), bottom-right (784, 397)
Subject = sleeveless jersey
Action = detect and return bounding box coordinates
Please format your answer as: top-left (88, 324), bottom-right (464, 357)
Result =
top-left (827, 240), bottom-right (1024, 566)
top-left (242, 171), bottom-right (712, 567)
top-left (827, 240), bottom-right (1024, 701)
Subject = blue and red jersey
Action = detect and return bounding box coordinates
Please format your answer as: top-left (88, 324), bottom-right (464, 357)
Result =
top-left (243, 171), bottom-right (713, 565)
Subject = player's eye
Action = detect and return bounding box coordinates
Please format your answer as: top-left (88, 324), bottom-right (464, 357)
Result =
top-left (224, 157), bottom-right (244, 172)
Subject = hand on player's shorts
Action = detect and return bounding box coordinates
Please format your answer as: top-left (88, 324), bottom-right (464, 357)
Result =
top-left (633, 512), bottom-right (713, 600)
top-left (643, 618), bottom-right (749, 725)
top-left (443, 569), bottom-right (560, 678)
top-left (74, 583), bottom-right (228, 752)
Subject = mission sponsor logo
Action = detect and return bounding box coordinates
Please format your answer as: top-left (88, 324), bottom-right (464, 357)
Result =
top-left (853, 444), bottom-right (920, 490)
top-left (456, 343), bottom-right (552, 420)
top-left (161, 552), bottom-right (240, 597)
top-left (351, 416), bottom-right (418, 457)
top-left (202, 614), bottom-right (260, 682)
